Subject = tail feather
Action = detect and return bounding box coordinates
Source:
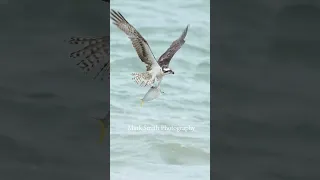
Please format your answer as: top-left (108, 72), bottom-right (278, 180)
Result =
top-left (132, 72), bottom-right (154, 87)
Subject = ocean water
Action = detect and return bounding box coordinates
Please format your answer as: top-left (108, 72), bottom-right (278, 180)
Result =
top-left (110, 0), bottom-right (211, 179)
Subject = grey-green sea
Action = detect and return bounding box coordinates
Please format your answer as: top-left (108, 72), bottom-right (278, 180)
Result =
top-left (110, 0), bottom-right (210, 179)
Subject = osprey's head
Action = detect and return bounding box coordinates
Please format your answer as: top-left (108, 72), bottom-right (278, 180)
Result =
top-left (162, 67), bottom-right (174, 75)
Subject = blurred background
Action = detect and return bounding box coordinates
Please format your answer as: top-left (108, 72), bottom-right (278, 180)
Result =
top-left (0, 0), bottom-right (109, 179)
top-left (212, 0), bottom-right (320, 179)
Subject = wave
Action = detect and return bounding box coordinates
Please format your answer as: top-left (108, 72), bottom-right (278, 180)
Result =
top-left (152, 142), bottom-right (210, 165)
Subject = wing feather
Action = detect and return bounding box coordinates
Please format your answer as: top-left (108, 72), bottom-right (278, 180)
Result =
top-left (110, 9), bottom-right (158, 71)
top-left (66, 36), bottom-right (110, 80)
top-left (157, 25), bottom-right (189, 67)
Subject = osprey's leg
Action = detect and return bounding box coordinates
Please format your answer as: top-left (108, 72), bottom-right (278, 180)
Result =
top-left (156, 78), bottom-right (163, 91)
top-left (157, 77), bottom-right (163, 86)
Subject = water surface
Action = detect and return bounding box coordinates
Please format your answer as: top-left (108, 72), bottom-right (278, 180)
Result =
top-left (110, 0), bottom-right (211, 179)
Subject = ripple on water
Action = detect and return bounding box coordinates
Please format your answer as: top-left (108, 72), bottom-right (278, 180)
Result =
top-left (152, 142), bottom-right (210, 165)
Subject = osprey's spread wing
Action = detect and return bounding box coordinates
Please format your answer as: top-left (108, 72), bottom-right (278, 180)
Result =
top-left (157, 25), bottom-right (189, 67)
top-left (66, 36), bottom-right (110, 80)
top-left (110, 9), bottom-right (158, 71)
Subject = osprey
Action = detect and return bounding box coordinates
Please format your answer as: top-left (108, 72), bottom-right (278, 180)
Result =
top-left (110, 9), bottom-right (189, 87)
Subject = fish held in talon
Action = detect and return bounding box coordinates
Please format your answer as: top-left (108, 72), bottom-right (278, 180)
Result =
top-left (140, 86), bottom-right (163, 106)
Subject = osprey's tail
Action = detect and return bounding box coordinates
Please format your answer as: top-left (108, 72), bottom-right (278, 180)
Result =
top-left (131, 72), bottom-right (154, 87)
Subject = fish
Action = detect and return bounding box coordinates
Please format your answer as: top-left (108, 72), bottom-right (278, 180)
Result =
top-left (140, 85), bottom-right (165, 107)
